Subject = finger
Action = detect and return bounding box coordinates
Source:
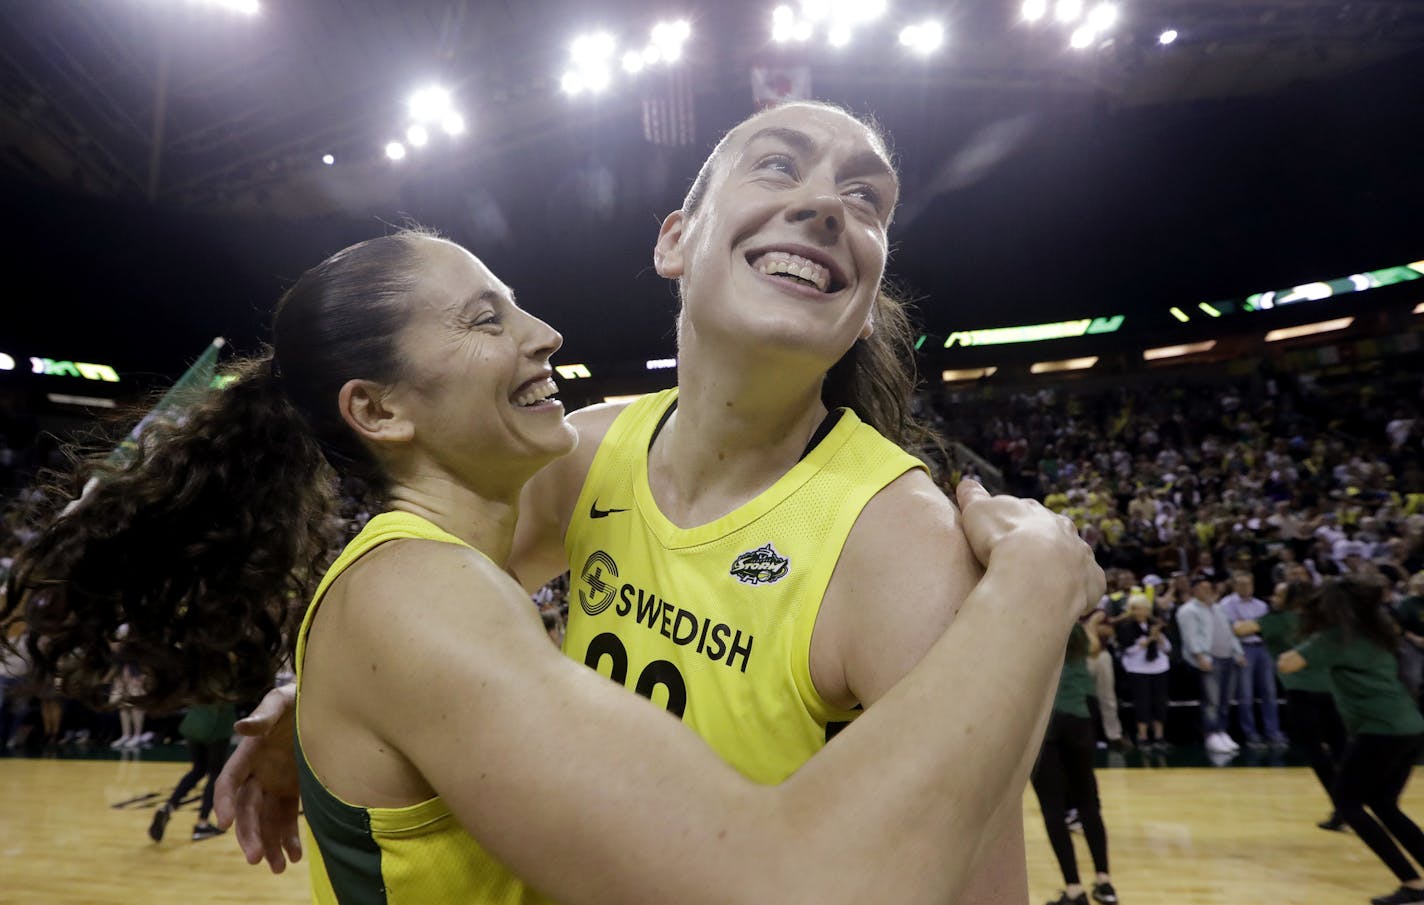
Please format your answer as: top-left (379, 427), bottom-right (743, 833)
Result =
top-left (213, 740), bottom-right (257, 829)
top-left (233, 781), bottom-right (269, 867)
top-left (955, 478), bottom-right (988, 510)
top-left (261, 798), bottom-right (289, 874)
top-left (283, 823), bottom-right (304, 864)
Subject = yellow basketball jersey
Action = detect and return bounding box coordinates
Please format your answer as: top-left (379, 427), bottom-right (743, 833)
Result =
top-left (295, 511), bottom-right (551, 905)
top-left (564, 389), bottom-right (927, 783)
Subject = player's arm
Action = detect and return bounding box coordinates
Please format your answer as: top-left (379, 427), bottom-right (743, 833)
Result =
top-left (816, 470), bottom-right (1032, 905)
top-left (334, 483), bottom-right (1097, 905)
top-left (508, 402), bottom-right (626, 591)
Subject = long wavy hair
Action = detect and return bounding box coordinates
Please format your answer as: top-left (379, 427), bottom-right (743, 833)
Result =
top-left (1298, 575), bottom-right (1399, 652)
top-left (1, 232), bottom-right (426, 710)
top-left (680, 101), bottom-right (940, 456)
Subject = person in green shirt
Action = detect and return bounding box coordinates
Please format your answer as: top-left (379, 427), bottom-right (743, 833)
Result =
top-left (1255, 581), bottom-right (1347, 831)
top-left (1030, 610), bottom-right (1118, 905)
top-left (148, 701), bottom-right (238, 843)
top-left (1280, 577), bottom-right (1424, 905)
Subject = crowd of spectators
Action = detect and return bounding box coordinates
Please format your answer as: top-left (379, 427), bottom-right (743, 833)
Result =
top-left (927, 363), bottom-right (1424, 751)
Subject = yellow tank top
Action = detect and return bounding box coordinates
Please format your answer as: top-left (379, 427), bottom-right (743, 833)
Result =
top-left (563, 389), bottom-right (926, 783)
top-left (294, 511), bottom-right (551, 905)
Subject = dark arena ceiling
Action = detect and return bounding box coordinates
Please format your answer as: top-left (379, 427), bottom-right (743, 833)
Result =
top-left (2, 0), bottom-right (1423, 387)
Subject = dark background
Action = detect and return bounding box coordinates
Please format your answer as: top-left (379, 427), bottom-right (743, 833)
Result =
top-left (2, 0), bottom-right (1422, 385)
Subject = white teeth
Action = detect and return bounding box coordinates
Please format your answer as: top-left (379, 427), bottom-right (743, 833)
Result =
top-left (751, 251), bottom-right (832, 293)
top-left (513, 377), bottom-right (559, 407)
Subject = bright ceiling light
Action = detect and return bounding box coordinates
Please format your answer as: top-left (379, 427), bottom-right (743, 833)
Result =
top-left (643, 44), bottom-right (663, 63)
top-left (900, 21), bottom-right (943, 53)
top-left (408, 86), bottom-right (453, 123)
top-left (441, 112), bottom-right (465, 136)
top-left (1159, 28), bottom-right (1178, 45)
top-left (570, 32), bottom-right (616, 67)
top-left (942, 367), bottom-right (998, 382)
top-left (1022, 0), bottom-right (1047, 21)
top-left (801, 0), bottom-right (831, 22)
top-left (662, 43), bottom-right (683, 63)
top-left (1056, 0), bottom-right (1084, 23)
top-left (207, 0), bottom-right (259, 13)
top-left (792, 19), bottom-right (814, 40)
top-left (385, 142), bottom-right (406, 161)
top-left (828, 23), bottom-right (852, 46)
top-left (583, 67), bottom-right (611, 92)
top-left (1069, 24), bottom-right (1095, 48)
top-left (321, 153), bottom-right (334, 165)
top-left (622, 50), bottom-right (645, 73)
top-left (406, 124), bottom-right (429, 147)
top-left (561, 71), bottom-right (585, 95)
top-left (773, 5), bottom-right (795, 26)
top-left (1086, 2), bottom-right (1118, 30)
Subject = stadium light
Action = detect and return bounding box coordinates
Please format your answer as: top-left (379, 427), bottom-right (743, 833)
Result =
top-left (942, 367), bottom-right (998, 382)
top-left (772, 5), bottom-right (795, 41)
top-left (561, 71), bottom-right (585, 95)
top-left (1159, 28), bottom-right (1178, 45)
top-left (1414, 302), bottom-right (1424, 315)
top-left (1143, 341), bottom-right (1217, 361)
top-left (571, 32), bottom-right (616, 67)
top-left (1022, 0), bottom-right (1048, 21)
top-left (408, 86), bottom-right (453, 124)
top-left (584, 67), bottom-right (611, 92)
top-left (802, 0), bottom-right (831, 21)
top-left (321, 153), bottom-right (335, 166)
top-left (441, 113), bottom-right (465, 136)
top-left (406, 124), bottom-right (429, 147)
top-left (623, 50), bottom-right (645, 73)
top-left (646, 358), bottom-right (677, 370)
top-left (828, 23), bottom-right (852, 46)
top-left (0, 352), bottom-right (14, 371)
top-left (1030, 356), bottom-right (1098, 374)
top-left (1086, 3), bottom-right (1118, 31)
top-left (1169, 307), bottom-right (1190, 322)
top-left (1264, 317), bottom-right (1354, 343)
top-left (385, 141), bottom-right (406, 161)
top-left (1198, 302), bottom-right (1222, 318)
top-left (792, 19), bottom-right (814, 40)
top-left (196, 0), bottom-right (260, 14)
top-left (899, 22), bottom-right (943, 54)
top-left (1069, 24), bottom-right (1095, 48)
top-left (1056, 0), bottom-right (1084, 24)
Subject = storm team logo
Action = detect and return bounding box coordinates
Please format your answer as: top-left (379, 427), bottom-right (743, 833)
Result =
top-left (578, 550), bottom-right (620, 616)
top-left (729, 543), bottom-right (790, 586)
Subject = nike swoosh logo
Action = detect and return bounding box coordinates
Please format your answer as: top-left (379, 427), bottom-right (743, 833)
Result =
top-left (590, 501), bottom-right (630, 519)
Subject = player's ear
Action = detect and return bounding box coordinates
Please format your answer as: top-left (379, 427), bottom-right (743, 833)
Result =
top-left (654, 210), bottom-right (687, 279)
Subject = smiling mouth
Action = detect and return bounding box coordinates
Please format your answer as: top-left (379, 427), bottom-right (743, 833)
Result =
top-left (747, 250), bottom-right (845, 294)
top-left (513, 376), bottom-right (559, 407)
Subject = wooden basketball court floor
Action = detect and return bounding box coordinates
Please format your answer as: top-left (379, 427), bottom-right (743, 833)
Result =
top-left (3, 754), bottom-right (1421, 904)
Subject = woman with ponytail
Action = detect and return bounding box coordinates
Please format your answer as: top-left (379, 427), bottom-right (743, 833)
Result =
top-left (1280, 576), bottom-right (1424, 905)
top-left (4, 228), bottom-right (1100, 901)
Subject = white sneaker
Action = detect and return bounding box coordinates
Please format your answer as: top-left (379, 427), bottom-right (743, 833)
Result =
top-left (1218, 733), bottom-right (1241, 751)
top-left (110, 735), bottom-right (131, 749)
top-left (1205, 733), bottom-right (1237, 754)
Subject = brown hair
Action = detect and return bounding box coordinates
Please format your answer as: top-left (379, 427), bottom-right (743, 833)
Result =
top-left (680, 101), bottom-right (939, 455)
top-left (2, 232), bottom-right (432, 710)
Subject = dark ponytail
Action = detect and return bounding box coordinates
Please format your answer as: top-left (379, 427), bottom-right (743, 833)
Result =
top-left (1, 232), bottom-right (430, 710)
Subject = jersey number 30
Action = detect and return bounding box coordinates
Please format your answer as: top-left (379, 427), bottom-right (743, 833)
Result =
top-left (584, 632), bottom-right (688, 718)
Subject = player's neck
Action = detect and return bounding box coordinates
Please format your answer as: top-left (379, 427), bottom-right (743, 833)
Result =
top-left (385, 475), bottom-right (519, 567)
top-left (651, 361), bottom-right (828, 527)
